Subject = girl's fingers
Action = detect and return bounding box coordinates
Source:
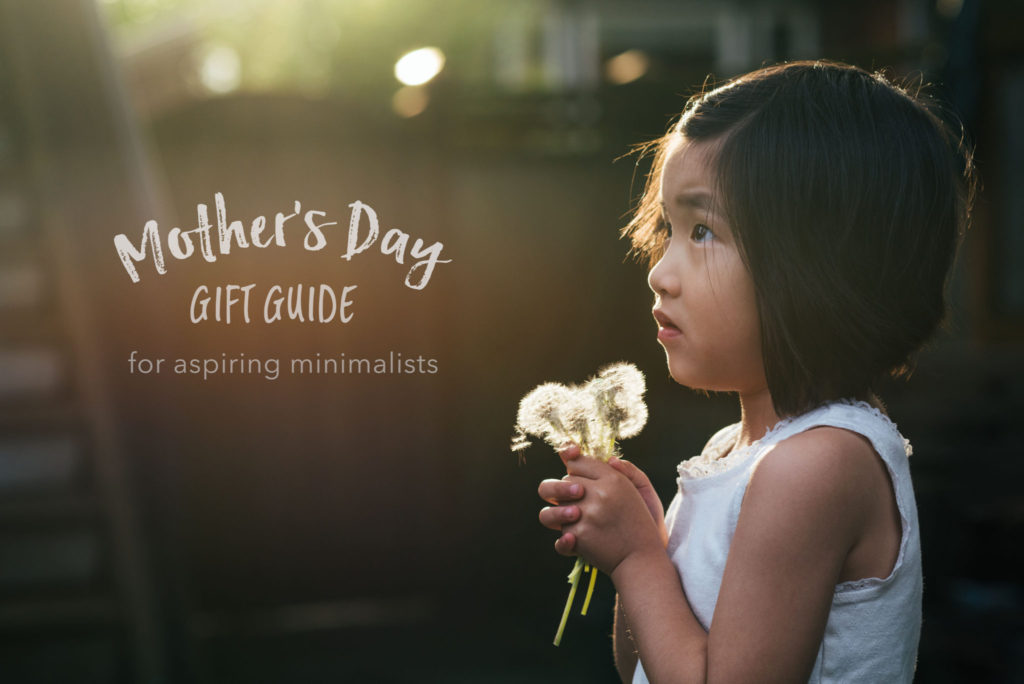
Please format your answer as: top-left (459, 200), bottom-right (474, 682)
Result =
top-left (555, 532), bottom-right (577, 556)
top-left (610, 457), bottom-right (666, 536)
top-left (564, 454), bottom-right (606, 478)
top-left (608, 457), bottom-right (651, 488)
top-left (558, 443), bottom-right (582, 463)
top-left (538, 478), bottom-right (584, 505)
top-left (539, 505), bottom-right (580, 531)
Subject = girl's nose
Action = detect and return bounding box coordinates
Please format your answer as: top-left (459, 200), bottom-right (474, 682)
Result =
top-left (648, 252), bottom-right (680, 297)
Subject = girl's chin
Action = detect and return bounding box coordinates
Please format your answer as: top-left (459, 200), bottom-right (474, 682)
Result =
top-left (666, 362), bottom-right (732, 393)
top-left (667, 367), bottom-right (709, 390)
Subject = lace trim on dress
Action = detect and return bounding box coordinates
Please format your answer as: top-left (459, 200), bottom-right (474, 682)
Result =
top-left (835, 575), bottom-right (883, 592)
top-left (677, 413), bottom-right (798, 480)
top-left (676, 399), bottom-right (911, 481)
top-left (829, 398), bottom-right (913, 457)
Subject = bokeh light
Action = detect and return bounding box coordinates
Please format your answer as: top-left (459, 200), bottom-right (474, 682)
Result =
top-left (391, 85), bottom-right (429, 118)
top-left (393, 46), bottom-right (445, 86)
top-left (605, 49), bottom-right (649, 85)
top-left (199, 43), bottom-right (242, 94)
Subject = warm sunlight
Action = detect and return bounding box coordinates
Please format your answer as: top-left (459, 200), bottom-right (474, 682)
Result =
top-left (393, 46), bottom-right (445, 86)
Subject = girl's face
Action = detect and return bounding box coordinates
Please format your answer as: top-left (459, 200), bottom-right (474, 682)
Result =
top-left (649, 135), bottom-right (767, 395)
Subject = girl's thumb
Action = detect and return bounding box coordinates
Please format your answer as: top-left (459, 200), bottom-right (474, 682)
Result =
top-left (610, 457), bottom-right (665, 533)
top-left (609, 456), bottom-right (645, 485)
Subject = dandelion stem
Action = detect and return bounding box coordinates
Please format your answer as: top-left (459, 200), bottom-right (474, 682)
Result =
top-left (581, 565), bottom-right (599, 615)
top-left (554, 557), bottom-right (585, 646)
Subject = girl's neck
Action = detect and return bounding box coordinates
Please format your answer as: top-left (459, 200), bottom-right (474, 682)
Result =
top-left (736, 386), bottom-right (781, 452)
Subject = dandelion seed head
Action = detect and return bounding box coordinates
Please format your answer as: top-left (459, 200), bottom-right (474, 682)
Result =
top-left (602, 403), bottom-right (629, 427)
top-left (517, 382), bottom-right (572, 437)
top-left (617, 400), bottom-right (648, 438)
top-left (561, 389), bottom-right (593, 449)
top-left (511, 363), bottom-right (648, 459)
top-left (592, 363), bottom-right (647, 439)
top-left (598, 363), bottom-right (646, 403)
top-left (511, 428), bottom-right (532, 452)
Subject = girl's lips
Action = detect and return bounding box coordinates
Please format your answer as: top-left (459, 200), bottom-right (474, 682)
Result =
top-left (657, 325), bottom-right (682, 341)
top-left (653, 309), bottom-right (682, 340)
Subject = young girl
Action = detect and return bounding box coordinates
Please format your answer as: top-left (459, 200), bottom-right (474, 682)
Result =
top-left (538, 60), bottom-right (975, 683)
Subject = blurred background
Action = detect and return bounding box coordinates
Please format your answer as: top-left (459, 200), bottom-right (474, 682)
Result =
top-left (0, 0), bottom-right (1021, 681)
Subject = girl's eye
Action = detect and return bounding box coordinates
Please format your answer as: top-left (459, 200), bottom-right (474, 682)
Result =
top-left (658, 212), bottom-right (673, 237)
top-left (690, 224), bottom-right (713, 243)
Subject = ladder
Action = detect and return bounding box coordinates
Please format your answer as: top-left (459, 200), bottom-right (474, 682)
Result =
top-left (0, 0), bottom-right (166, 681)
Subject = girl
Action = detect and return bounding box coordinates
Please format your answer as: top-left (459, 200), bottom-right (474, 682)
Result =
top-left (538, 60), bottom-right (975, 683)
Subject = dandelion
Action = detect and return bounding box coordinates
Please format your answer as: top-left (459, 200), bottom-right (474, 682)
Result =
top-left (591, 362), bottom-right (648, 446)
top-left (515, 382), bottom-right (574, 449)
top-left (512, 362), bottom-right (648, 646)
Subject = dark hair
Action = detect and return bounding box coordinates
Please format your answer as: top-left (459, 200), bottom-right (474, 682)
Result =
top-left (624, 60), bottom-right (976, 417)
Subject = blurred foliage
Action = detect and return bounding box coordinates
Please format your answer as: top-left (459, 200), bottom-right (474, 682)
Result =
top-left (97, 0), bottom-right (523, 97)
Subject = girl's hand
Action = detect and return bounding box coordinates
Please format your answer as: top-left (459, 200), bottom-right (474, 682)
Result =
top-left (608, 455), bottom-right (669, 548)
top-left (543, 447), bottom-right (665, 576)
top-left (537, 461), bottom-right (585, 550)
top-left (538, 445), bottom-right (667, 557)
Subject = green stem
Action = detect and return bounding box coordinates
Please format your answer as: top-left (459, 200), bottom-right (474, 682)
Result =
top-left (553, 557), bottom-right (585, 646)
top-left (580, 565), bottom-right (599, 615)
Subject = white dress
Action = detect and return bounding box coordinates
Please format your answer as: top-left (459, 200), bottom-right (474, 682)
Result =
top-left (633, 400), bottom-right (922, 683)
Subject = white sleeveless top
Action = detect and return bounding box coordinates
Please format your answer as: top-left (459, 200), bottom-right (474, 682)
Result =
top-left (633, 400), bottom-right (922, 683)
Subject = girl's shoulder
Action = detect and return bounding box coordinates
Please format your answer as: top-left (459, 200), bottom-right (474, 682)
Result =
top-left (751, 402), bottom-right (914, 590)
top-left (754, 400), bottom-right (913, 490)
top-left (757, 424), bottom-right (885, 499)
top-left (769, 399), bottom-right (912, 464)
top-left (743, 425), bottom-right (884, 529)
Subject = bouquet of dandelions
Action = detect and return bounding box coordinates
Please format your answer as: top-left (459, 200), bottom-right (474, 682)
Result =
top-left (512, 362), bottom-right (647, 646)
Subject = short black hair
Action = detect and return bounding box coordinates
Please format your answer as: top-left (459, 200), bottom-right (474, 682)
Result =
top-left (625, 60), bottom-right (976, 416)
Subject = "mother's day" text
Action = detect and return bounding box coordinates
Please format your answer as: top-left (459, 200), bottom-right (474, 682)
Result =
top-left (113, 193), bottom-right (450, 290)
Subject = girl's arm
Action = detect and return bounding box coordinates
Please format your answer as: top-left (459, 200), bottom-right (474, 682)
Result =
top-left (549, 428), bottom-right (880, 684)
top-left (614, 594), bottom-right (637, 683)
